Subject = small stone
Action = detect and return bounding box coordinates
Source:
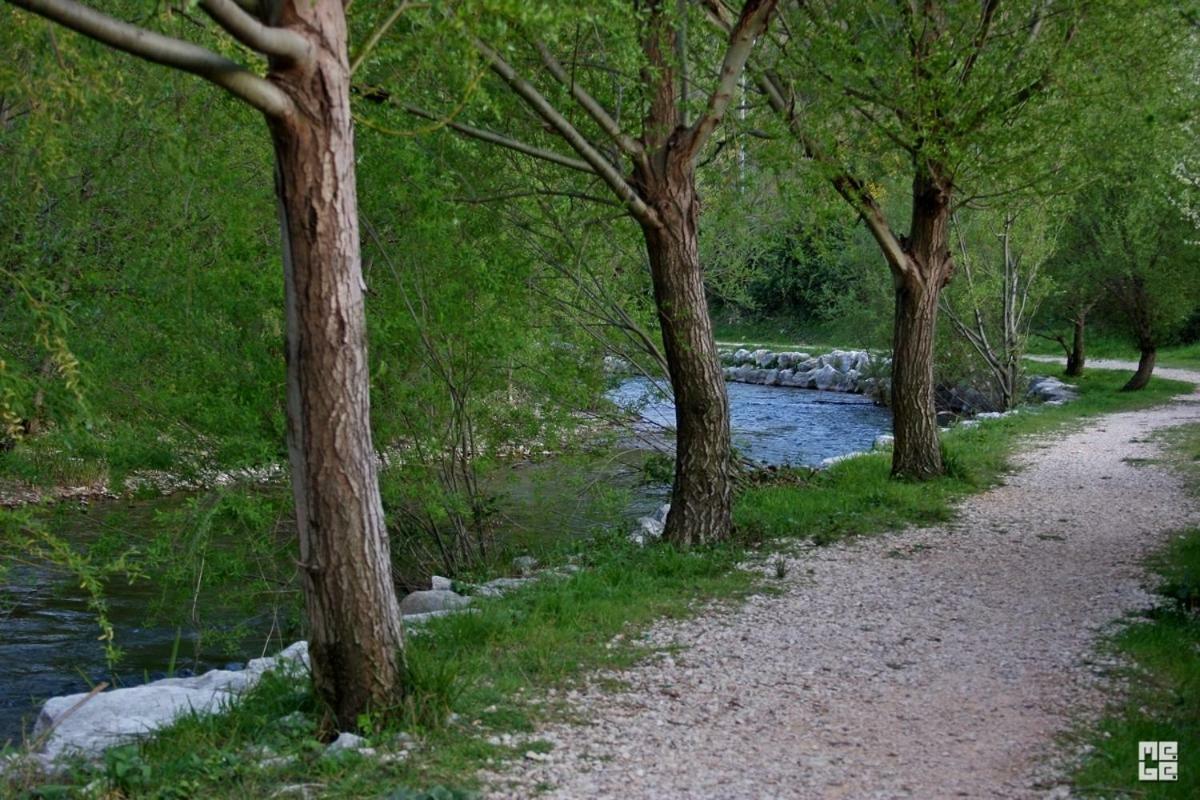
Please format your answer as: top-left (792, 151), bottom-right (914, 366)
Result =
top-left (476, 577), bottom-right (531, 597)
top-left (430, 575), bottom-right (453, 591)
top-left (638, 516), bottom-right (665, 539)
top-left (326, 732), bottom-right (367, 753)
top-left (512, 555), bottom-right (538, 576)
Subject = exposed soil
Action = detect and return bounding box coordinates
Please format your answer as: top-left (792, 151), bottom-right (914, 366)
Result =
top-left (484, 361), bottom-right (1200, 799)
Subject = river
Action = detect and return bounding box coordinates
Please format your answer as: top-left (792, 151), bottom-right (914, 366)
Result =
top-left (0, 379), bottom-right (890, 746)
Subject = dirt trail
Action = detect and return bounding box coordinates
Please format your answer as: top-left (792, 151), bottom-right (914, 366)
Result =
top-left (485, 360), bottom-right (1200, 799)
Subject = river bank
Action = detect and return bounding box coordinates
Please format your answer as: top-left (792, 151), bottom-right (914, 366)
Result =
top-left (0, 376), bottom-right (892, 748)
top-left (1, 362), bottom-right (1187, 797)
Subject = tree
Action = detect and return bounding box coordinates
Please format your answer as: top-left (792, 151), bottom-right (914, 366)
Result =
top-left (1063, 174), bottom-right (1199, 390)
top-left (726, 0), bottom-right (1147, 478)
top-left (1038, 258), bottom-right (1102, 378)
top-left (5, 0), bottom-right (403, 727)
top-left (941, 203), bottom-right (1060, 410)
top-left (361, 0), bottom-right (777, 545)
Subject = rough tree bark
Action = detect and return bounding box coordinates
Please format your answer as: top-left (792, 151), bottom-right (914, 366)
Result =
top-left (5, 0), bottom-right (406, 729)
top-left (268, 1), bottom-right (404, 727)
top-left (631, 1), bottom-right (739, 545)
top-left (635, 150), bottom-right (733, 546)
top-left (890, 168), bottom-right (954, 479)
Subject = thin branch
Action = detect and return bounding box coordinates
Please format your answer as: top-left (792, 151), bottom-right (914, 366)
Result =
top-left (452, 188), bottom-right (621, 208)
top-left (957, 0), bottom-right (1000, 86)
top-left (534, 40), bottom-right (644, 158)
top-left (698, 3), bottom-right (913, 280)
top-left (473, 37), bottom-right (659, 228)
top-left (349, 0), bottom-right (427, 76)
top-left (400, 104), bottom-right (596, 173)
top-left (8, 0), bottom-right (292, 118)
top-left (199, 0), bottom-right (310, 64)
top-left (762, 70), bottom-right (913, 281)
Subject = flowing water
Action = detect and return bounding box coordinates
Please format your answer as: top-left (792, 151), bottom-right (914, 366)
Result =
top-left (608, 377), bottom-right (892, 466)
top-left (0, 380), bottom-right (890, 746)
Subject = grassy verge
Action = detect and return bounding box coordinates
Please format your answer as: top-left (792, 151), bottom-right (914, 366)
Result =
top-left (4, 364), bottom-right (1193, 799)
top-left (1070, 424), bottom-right (1200, 798)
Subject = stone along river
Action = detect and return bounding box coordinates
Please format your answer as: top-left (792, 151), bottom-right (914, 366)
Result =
top-left (0, 379), bottom-right (891, 745)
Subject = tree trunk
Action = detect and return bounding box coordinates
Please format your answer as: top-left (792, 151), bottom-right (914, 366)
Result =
top-left (890, 170), bottom-right (953, 480)
top-left (1065, 314), bottom-right (1086, 377)
top-left (268, 0), bottom-right (403, 729)
top-left (1000, 359), bottom-right (1019, 412)
top-left (1123, 345), bottom-right (1156, 391)
top-left (1120, 277), bottom-right (1156, 392)
top-left (891, 274), bottom-right (944, 478)
top-left (636, 151), bottom-right (733, 547)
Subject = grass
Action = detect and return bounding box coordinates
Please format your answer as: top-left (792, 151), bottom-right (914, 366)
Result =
top-left (3, 362), bottom-right (1193, 799)
top-left (1070, 424), bottom-right (1200, 799)
top-left (5, 536), bottom-right (760, 799)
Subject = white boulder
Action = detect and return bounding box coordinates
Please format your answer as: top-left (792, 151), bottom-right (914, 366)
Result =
top-left (32, 642), bottom-right (309, 764)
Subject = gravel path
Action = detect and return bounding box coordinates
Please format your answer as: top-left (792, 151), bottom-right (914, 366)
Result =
top-left (484, 360), bottom-right (1200, 799)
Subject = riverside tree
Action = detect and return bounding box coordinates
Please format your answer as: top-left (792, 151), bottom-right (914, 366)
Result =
top-left (1059, 172), bottom-right (1199, 391)
top-left (4, 0), bottom-right (404, 727)
top-left (727, 0), bottom-right (1140, 478)
top-left (940, 202), bottom-right (1060, 410)
top-left (359, 0), bottom-right (777, 545)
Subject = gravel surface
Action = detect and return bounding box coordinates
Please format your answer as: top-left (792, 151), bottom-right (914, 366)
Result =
top-left (484, 360), bottom-right (1200, 799)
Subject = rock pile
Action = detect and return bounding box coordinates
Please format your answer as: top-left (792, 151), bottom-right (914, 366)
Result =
top-left (720, 348), bottom-right (875, 394)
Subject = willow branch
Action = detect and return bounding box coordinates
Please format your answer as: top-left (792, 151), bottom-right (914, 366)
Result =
top-left (199, 0), bottom-right (310, 64)
top-left (349, 0), bottom-right (427, 75)
top-left (534, 40), bottom-right (644, 158)
top-left (761, 71), bottom-right (912, 281)
top-left (474, 38), bottom-right (659, 228)
top-left (957, 0), bottom-right (1000, 86)
top-left (7, 0), bottom-right (292, 118)
top-left (685, 0), bottom-right (778, 160)
top-left (402, 104), bottom-right (595, 174)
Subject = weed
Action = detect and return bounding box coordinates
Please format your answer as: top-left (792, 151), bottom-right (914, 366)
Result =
top-left (396, 648), bottom-right (469, 731)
